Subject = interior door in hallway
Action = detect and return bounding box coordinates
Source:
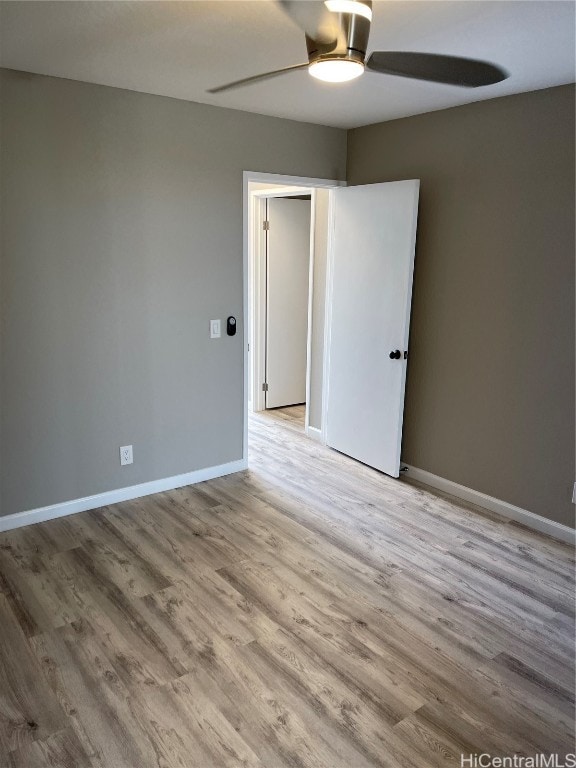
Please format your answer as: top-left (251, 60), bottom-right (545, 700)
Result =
top-left (326, 180), bottom-right (420, 477)
top-left (265, 197), bottom-right (311, 409)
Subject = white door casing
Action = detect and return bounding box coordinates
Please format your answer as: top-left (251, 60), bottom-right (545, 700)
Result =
top-left (325, 180), bottom-right (420, 477)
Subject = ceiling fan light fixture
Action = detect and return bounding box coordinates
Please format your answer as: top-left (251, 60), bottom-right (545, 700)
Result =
top-left (309, 59), bottom-right (364, 83)
top-left (324, 0), bottom-right (373, 21)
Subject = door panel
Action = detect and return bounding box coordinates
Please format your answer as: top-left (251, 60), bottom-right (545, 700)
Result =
top-left (266, 197), bottom-right (311, 409)
top-left (326, 181), bottom-right (419, 477)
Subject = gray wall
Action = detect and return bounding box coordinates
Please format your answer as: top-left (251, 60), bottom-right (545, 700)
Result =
top-left (2, 70), bottom-right (573, 530)
top-left (347, 84), bottom-right (575, 528)
top-left (0, 69), bottom-right (346, 516)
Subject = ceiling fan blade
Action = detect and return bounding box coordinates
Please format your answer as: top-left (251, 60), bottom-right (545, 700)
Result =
top-left (208, 63), bottom-right (309, 94)
top-left (278, 0), bottom-right (340, 45)
top-left (366, 52), bottom-right (508, 87)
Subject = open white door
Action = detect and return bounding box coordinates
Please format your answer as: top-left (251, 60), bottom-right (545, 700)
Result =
top-left (326, 180), bottom-right (420, 477)
top-left (266, 197), bottom-right (311, 409)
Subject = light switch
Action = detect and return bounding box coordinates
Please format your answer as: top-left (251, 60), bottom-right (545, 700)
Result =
top-left (210, 319), bottom-right (221, 339)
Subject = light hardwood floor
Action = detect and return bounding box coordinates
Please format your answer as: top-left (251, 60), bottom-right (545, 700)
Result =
top-left (0, 405), bottom-right (574, 768)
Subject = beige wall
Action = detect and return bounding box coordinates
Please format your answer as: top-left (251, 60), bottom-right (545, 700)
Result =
top-left (347, 85), bottom-right (575, 528)
top-left (0, 69), bottom-right (346, 517)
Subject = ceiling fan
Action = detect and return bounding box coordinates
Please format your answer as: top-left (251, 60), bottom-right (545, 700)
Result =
top-left (208, 0), bottom-right (508, 94)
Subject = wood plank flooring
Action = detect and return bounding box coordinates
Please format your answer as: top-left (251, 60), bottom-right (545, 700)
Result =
top-left (0, 405), bottom-right (574, 767)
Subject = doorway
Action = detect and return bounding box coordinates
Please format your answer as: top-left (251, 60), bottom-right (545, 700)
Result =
top-left (264, 195), bottom-right (311, 410)
top-left (243, 172), bottom-right (420, 480)
top-left (244, 172), bottom-right (344, 461)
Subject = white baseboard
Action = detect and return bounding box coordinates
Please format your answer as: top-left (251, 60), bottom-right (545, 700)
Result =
top-left (0, 459), bottom-right (248, 534)
top-left (402, 464), bottom-right (575, 545)
top-left (306, 425), bottom-right (324, 443)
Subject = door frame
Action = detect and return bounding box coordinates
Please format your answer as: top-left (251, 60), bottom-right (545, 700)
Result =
top-left (261, 192), bottom-right (313, 413)
top-left (243, 171), bottom-right (344, 463)
top-left (251, 186), bottom-right (312, 415)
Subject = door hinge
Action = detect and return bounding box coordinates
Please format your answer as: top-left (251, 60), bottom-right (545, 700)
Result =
top-left (262, 220), bottom-right (270, 231)
top-left (262, 382), bottom-right (269, 392)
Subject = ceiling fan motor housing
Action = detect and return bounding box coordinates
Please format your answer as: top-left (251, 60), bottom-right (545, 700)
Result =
top-left (305, 1), bottom-right (372, 67)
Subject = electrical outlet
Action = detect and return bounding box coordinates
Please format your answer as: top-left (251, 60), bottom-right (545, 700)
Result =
top-left (572, 481), bottom-right (576, 504)
top-left (120, 445), bottom-right (133, 466)
top-left (210, 319), bottom-right (221, 339)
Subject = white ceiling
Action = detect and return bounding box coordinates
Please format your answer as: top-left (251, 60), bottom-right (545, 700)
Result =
top-left (0, 0), bottom-right (574, 129)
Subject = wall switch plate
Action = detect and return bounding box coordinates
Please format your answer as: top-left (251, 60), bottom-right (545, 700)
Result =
top-left (120, 445), bottom-right (133, 466)
top-left (572, 482), bottom-right (576, 504)
top-left (210, 319), bottom-right (221, 338)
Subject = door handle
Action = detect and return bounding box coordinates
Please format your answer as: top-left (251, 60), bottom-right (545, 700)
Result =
top-left (389, 350), bottom-right (401, 359)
